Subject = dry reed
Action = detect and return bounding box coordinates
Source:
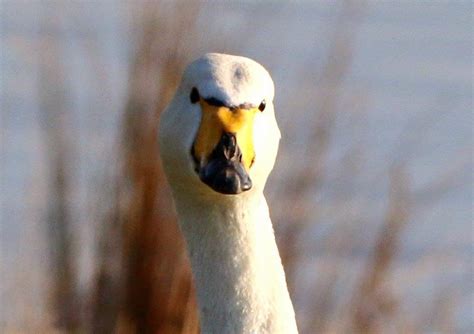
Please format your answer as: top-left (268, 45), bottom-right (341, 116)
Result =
top-left (18, 1), bottom-right (463, 333)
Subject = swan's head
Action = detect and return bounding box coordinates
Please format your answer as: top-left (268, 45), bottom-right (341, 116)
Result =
top-left (159, 53), bottom-right (280, 199)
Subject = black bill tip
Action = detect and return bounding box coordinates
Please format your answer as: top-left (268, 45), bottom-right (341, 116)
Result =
top-left (196, 132), bottom-right (253, 195)
top-left (199, 159), bottom-right (252, 195)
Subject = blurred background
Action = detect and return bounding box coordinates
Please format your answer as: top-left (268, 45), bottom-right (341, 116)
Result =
top-left (1, 1), bottom-right (472, 333)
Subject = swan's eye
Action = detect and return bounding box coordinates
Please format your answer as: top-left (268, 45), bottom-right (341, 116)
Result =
top-left (190, 87), bottom-right (200, 104)
top-left (258, 99), bottom-right (266, 112)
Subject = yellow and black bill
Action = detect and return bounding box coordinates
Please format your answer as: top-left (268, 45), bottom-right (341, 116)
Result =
top-left (190, 88), bottom-right (260, 195)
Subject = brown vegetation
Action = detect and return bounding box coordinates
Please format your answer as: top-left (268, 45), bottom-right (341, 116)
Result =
top-left (3, 1), bottom-right (466, 333)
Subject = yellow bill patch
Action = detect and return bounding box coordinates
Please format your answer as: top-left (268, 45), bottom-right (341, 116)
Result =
top-left (193, 100), bottom-right (258, 170)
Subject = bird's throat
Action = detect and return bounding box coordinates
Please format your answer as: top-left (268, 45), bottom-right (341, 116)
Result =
top-left (174, 194), bottom-right (298, 334)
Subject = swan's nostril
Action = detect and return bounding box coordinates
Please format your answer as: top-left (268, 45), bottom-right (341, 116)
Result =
top-left (219, 132), bottom-right (239, 161)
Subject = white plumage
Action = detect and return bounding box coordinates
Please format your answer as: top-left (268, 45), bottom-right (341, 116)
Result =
top-left (159, 53), bottom-right (298, 334)
top-left (183, 53), bottom-right (275, 110)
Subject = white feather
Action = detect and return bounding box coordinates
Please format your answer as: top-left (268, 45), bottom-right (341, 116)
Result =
top-left (159, 53), bottom-right (297, 334)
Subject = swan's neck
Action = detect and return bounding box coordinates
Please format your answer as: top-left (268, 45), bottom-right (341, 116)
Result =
top-left (175, 192), bottom-right (298, 334)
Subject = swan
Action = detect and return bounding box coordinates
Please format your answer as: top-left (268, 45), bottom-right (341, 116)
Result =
top-left (159, 53), bottom-right (298, 334)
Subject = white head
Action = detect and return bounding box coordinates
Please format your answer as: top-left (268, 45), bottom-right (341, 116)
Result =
top-left (159, 53), bottom-right (280, 202)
